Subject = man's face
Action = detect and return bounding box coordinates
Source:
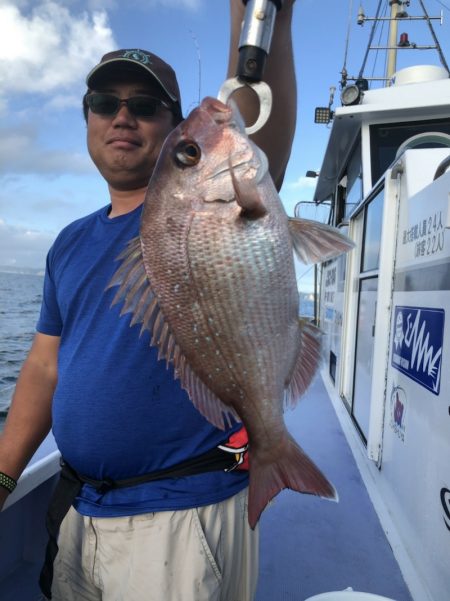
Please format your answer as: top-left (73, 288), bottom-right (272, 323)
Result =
top-left (86, 73), bottom-right (176, 191)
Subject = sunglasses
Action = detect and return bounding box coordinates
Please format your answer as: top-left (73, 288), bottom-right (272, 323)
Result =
top-left (85, 93), bottom-right (172, 118)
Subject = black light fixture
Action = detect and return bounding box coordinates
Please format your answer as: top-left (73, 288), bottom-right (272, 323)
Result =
top-left (340, 77), bottom-right (368, 106)
top-left (314, 107), bottom-right (333, 124)
top-left (341, 85), bottom-right (360, 106)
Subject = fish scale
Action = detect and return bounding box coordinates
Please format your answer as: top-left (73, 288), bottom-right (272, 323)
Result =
top-left (187, 213), bottom-right (292, 403)
top-left (109, 96), bottom-right (355, 527)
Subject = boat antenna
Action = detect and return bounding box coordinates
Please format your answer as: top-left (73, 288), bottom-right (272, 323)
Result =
top-left (358, 0), bottom-right (384, 80)
top-left (341, 0), bottom-right (355, 88)
top-left (417, 0), bottom-right (450, 75)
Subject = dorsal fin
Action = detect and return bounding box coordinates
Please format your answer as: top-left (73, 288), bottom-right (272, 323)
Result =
top-left (107, 237), bottom-right (240, 430)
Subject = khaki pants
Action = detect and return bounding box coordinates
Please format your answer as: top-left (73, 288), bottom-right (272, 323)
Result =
top-left (51, 487), bottom-right (259, 601)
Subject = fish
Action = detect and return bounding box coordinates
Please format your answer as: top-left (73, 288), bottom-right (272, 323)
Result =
top-left (108, 96), bottom-right (354, 528)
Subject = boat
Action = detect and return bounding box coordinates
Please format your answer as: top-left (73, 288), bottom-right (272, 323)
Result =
top-left (310, 1), bottom-right (450, 600)
top-left (0, 1), bottom-right (448, 599)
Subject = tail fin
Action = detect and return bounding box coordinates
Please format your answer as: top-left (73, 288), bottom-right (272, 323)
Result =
top-left (248, 436), bottom-right (337, 529)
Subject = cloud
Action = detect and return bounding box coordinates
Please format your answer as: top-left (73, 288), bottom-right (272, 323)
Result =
top-left (112, 0), bottom-right (201, 8)
top-left (0, 1), bottom-right (116, 96)
top-left (0, 219), bottom-right (55, 270)
top-left (45, 93), bottom-right (85, 111)
top-left (0, 124), bottom-right (94, 176)
top-left (84, 0), bottom-right (119, 9)
top-left (74, 0), bottom-right (202, 11)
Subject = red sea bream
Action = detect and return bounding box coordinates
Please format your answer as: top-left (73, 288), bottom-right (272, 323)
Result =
top-left (109, 97), bottom-right (354, 527)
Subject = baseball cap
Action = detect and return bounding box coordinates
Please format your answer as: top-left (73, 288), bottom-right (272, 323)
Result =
top-left (86, 49), bottom-right (182, 118)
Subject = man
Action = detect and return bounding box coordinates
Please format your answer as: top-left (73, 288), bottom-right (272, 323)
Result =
top-left (0, 1), bottom-right (296, 599)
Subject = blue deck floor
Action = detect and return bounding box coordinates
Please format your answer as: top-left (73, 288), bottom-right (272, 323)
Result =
top-left (254, 376), bottom-right (413, 601)
top-left (0, 376), bottom-right (414, 601)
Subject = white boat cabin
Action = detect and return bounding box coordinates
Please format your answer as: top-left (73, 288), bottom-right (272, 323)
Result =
top-left (316, 64), bottom-right (450, 601)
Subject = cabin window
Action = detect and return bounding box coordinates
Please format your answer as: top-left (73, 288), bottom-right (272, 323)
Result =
top-left (347, 186), bottom-right (384, 442)
top-left (361, 187), bottom-right (384, 272)
top-left (329, 351), bottom-right (337, 384)
top-left (370, 118), bottom-right (450, 183)
top-left (345, 171), bottom-right (362, 217)
top-left (336, 138), bottom-right (362, 224)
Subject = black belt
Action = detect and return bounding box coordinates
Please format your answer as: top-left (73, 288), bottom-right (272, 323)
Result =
top-left (39, 446), bottom-right (243, 599)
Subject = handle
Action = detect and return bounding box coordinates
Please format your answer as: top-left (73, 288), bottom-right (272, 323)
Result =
top-left (237, 0), bottom-right (282, 82)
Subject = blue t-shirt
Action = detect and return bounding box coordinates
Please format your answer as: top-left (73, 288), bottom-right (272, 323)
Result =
top-left (37, 203), bottom-right (248, 517)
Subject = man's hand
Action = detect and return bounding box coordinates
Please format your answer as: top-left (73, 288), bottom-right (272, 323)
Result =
top-left (227, 0), bottom-right (297, 190)
top-left (0, 487), bottom-right (11, 512)
top-left (0, 332), bottom-right (59, 496)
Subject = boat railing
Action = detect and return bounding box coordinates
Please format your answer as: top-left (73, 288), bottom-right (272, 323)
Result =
top-left (2, 433), bottom-right (60, 512)
top-left (0, 383), bottom-right (14, 416)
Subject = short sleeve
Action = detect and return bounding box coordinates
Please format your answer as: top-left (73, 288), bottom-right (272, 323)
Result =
top-left (36, 247), bottom-right (63, 336)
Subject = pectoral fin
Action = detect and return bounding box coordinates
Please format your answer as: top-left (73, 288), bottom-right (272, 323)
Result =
top-left (288, 217), bottom-right (355, 264)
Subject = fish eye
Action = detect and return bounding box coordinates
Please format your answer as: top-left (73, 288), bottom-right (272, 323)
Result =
top-left (174, 140), bottom-right (201, 167)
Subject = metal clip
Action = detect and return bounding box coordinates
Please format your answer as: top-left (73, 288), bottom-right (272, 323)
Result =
top-left (218, 0), bottom-right (279, 135)
top-left (217, 78), bottom-right (272, 135)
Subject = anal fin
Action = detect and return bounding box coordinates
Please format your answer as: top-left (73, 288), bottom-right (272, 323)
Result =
top-left (285, 320), bottom-right (323, 408)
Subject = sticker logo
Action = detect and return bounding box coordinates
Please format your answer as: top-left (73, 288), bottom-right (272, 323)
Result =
top-left (391, 306), bottom-right (444, 395)
top-left (440, 488), bottom-right (450, 532)
top-left (389, 386), bottom-right (407, 442)
top-left (122, 50), bottom-right (151, 65)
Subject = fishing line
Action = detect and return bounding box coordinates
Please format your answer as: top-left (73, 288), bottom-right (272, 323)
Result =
top-left (433, 0), bottom-right (450, 11)
top-left (188, 29), bottom-right (202, 110)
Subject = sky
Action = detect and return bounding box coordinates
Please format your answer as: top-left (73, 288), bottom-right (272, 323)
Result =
top-left (1, 0), bottom-right (450, 290)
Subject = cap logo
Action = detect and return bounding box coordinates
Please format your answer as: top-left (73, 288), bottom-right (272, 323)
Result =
top-left (122, 50), bottom-right (151, 65)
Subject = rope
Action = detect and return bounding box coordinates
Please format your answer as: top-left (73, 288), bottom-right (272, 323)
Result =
top-left (358, 0), bottom-right (384, 79)
top-left (433, 0), bottom-right (450, 11)
top-left (341, 0), bottom-right (355, 87)
top-left (417, 0), bottom-right (450, 75)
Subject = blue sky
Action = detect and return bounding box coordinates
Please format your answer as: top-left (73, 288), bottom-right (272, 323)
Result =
top-left (1, 0), bottom-right (450, 290)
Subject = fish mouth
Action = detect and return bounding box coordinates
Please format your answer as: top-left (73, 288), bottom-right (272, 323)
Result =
top-left (202, 97), bottom-right (233, 124)
top-left (202, 98), bottom-right (246, 134)
top-left (204, 157), bottom-right (247, 181)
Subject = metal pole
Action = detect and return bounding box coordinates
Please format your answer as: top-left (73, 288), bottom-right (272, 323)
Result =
top-left (386, 0), bottom-right (400, 84)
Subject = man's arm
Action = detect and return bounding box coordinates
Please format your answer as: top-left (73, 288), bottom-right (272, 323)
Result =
top-left (228, 0), bottom-right (297, 190)
top-left (0, 332), bottom-right (59, 509)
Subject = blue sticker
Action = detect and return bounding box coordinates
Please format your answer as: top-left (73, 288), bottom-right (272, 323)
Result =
top-left (392, 306), bottom-right (444, 395)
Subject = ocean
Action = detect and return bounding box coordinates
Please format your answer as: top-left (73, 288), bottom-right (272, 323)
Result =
top-left (0, 271), bottom-right (44, 426)
top-left (0, 270), bottom-right (315, 429)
